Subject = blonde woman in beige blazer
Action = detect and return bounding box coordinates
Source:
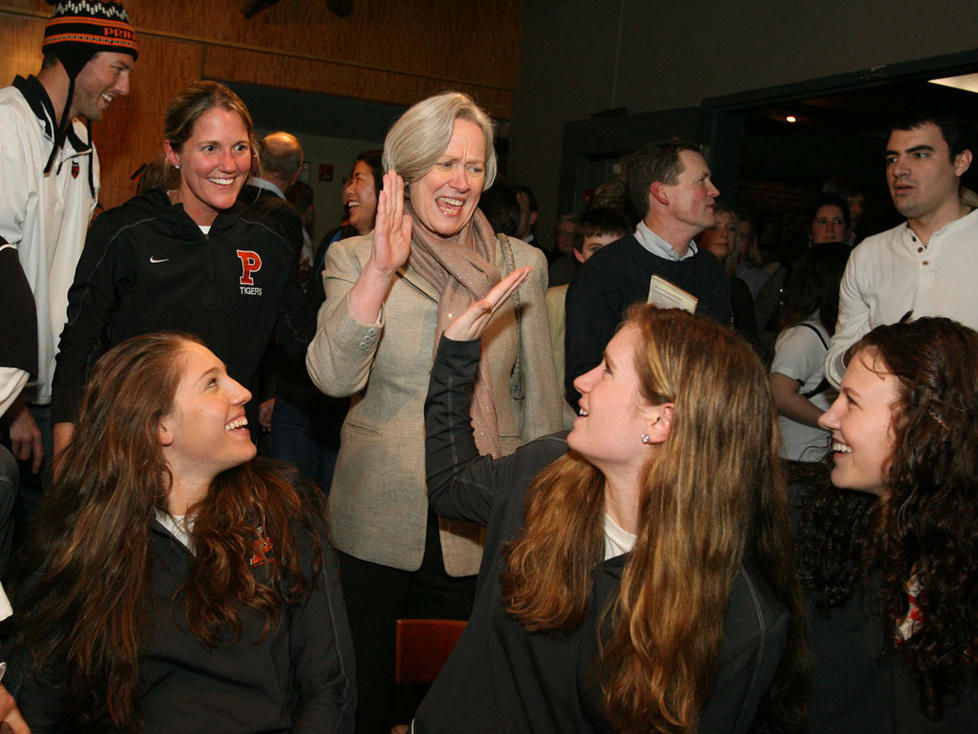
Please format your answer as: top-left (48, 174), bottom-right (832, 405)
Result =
top-left (305, 91), bottom-right (564, 733)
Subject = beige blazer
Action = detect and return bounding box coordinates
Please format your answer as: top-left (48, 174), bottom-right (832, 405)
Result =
top-left (306, 233), bottom-right (564, 575)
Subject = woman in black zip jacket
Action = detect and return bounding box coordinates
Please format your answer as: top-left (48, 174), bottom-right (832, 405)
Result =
top-left (51, 80), bottom-right (313, 454)
top-left (5, 331), bottom-right (355, 733)
top-left (417, 272), bottom-right (808, 734)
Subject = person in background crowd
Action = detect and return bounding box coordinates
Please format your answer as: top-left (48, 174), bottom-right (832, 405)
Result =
top-left (238, 131), bottom-right (307, 263)
top-left (734, 213), bottom-right (771, 298)
top-left (547, 207), bottom-right (631, 393)
top-left (586, 177), bottom-right (641, 228)
top-left (286, 180), bottom-right (317, 287)
top-left (478, 181), bottom-right (521, 237)
top-left (547, 213), bottom-right (579, 287)
top-left (822, 175), bottom-right (866, 247)
top-left (0, 238), bottom-right (38, 576)
top-left (513, 184), bottom-right (540, 247)
top-left (266, 152), bottom-right (384, 495)
top-left (769, 243), bottom-right (849, 476)
top-left (755, 192), bottom-right (851, 355)
top-left (554, 212), bottom-right (577, 254)
top-left (697, 203), bottom-right (759, 348)
top-left (287, 179), bottom-right (317, 263)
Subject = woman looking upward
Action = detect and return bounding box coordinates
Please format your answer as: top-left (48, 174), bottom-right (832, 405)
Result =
top-left (8, 332), bottom-right (355, 733)
top-left (416, 293), bottom-right (807, 733)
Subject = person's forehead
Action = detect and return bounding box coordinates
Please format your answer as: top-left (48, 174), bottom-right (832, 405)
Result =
top-left (91, 50), bottom-right (135, 68)
top-left (677, 149), bottom-right (708, 176)
top-left (887, 122), bottom-right (947, 151)
top-left (845, 349), bottom-right (893, 390)
top-left (583, 232), bottom-right (621, 247)
top-left (815, 205), bottom-right (844, 219)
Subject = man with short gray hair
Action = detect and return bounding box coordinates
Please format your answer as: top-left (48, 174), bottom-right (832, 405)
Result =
top-left (564, 139), bottom-right (730, 401)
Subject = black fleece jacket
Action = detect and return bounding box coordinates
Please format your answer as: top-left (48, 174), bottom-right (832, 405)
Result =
top-left (52, 189), bottom-right (314, 424)
top-left (8, 513), bottom-right (356, 733)
top-left (418, 335), bottom-right (789, 734)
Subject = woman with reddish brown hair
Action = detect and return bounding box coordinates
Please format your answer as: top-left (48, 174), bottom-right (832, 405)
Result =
top-left (5, 332), bottom-right (355, 733)
top-left (416, 282), bottom-right (808, 734)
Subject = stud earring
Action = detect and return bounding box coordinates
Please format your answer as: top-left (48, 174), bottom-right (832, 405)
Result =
top-left (641, 433), bottom-right (650, 444)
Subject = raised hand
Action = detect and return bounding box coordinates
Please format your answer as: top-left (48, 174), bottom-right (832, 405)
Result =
top-left (348, 170), bottom-right (414, 324)
top-left (368, 170), bottom-right (412, 276)
top-left (444, 266), bottom-right (531, 342)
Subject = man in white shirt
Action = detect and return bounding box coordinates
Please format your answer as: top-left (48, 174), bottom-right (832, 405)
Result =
top-left (0, 1), bottom-right (136, 524)
top-left (825, 112), bottom-right (978, 386)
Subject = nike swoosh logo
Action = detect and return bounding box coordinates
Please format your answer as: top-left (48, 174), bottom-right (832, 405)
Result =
top-left (149, 257), bottom-right (170, 264)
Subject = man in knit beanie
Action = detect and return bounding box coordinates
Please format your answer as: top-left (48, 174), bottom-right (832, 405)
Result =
top-left (0, 1), bottom-right (137, 538)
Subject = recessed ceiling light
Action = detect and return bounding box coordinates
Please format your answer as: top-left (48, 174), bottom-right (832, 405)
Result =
top-left (786, 115), bottom-right (797, 123)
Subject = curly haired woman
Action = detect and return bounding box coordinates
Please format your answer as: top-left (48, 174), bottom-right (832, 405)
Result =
top-left (797, 316), bottom-right (978, 731)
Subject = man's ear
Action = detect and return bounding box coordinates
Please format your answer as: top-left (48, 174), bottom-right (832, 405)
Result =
top-left (649, 181), bottom-right (670, 207)
top-left (954, 149), bottom-right (973, 177)
top-left (643, 403), bottom-right (674, 444)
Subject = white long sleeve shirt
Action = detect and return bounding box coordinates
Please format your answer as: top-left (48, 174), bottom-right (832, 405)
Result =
top-left (825, 209), bottom-right (978, 387)
top-left (0, 79), bottom-right (99, 405)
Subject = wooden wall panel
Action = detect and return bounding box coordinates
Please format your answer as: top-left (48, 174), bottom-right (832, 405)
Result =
top-left (1, 0), bottom-right (521, 94)
top-left (204, 45), bottom-right (513, 120)
top-left (0, 12), bottom-right (45, 85)
top-left (91, 36), bottom-right (203, 210)
top-left (1, 0), bottom-right (522, 210)
top-left (126, 0), bottom-right (521, 91)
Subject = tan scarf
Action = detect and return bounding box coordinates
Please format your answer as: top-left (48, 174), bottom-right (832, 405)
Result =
top-left (406, 202), bottom-right (503, 457)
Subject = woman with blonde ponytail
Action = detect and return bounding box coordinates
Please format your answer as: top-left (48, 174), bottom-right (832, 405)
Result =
top-left (415, 273), bottom-right (808, 734)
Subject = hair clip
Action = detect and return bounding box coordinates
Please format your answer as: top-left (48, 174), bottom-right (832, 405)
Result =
top-left (928, 409), bottom-right (949, 431)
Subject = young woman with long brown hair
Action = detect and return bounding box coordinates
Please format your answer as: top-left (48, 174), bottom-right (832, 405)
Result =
top-left (798, 317), bottom-right (978, 730)
top-left (5, 332), bottom-right (355, 733)
top-left (415, 275), bottom-right (808, 734)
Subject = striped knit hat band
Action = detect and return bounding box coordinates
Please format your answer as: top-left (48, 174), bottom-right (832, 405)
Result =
top-left (40, 1), bottom-right (137, 180)
top-left (43, 1), bottom-right (138, 78)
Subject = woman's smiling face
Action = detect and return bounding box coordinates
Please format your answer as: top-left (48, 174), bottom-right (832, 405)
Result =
top-left (818, 348), bottom-right (900, 497)
top-left (165, 106), bottom-right (252, 226)
top-left (159, 341), bottom-right (256, 487)
top-left (407, 118), bottom-right (486, 237)
top-left (344, 160), bottom-right (378, 234)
